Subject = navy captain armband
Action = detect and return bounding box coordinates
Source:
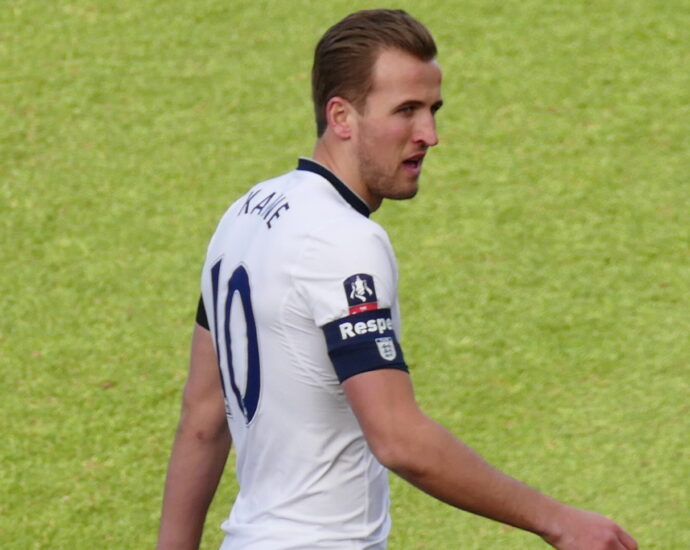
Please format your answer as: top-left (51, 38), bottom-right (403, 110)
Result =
top-left (322, 308), bottom-right (408, 383)
top-left (196, 295), bottom-right (209, 330)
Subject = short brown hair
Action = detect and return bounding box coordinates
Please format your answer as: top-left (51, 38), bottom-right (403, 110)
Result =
top-left (312, 9), bottom-right (437, 136)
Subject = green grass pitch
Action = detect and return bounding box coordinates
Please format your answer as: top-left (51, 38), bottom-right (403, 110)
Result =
top-left (1, 1), bottom-right (688, 548)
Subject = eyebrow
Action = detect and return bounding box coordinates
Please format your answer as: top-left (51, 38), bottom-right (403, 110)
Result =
top-left (396, 99), bottom-right (444, 111)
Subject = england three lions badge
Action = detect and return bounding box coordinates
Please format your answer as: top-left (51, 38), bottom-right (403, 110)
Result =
top-left (375, 337), bottom-right (397, 361)
top-left (344, 273), bottom-right (378, 314)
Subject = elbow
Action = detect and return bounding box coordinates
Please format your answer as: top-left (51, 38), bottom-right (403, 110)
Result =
top-left (178, 396), bottom-right (229, 444)
top-left (364, 410), bottom-right (442, 482)
top-left (179, 415), bottom-right (228, 444)
top-left (368, 433), bottom-right (429, 480)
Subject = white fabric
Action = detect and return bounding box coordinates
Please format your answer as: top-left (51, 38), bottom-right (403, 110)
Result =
top-left (200, 162), bottom-right (403, 549)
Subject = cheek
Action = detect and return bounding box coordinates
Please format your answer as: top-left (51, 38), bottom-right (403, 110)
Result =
top-left (385, 121), bottom-right (412, 145)
top-left (370, 124), bottom-right (410, 152)
top-left (363, 116), bottom-right (408, 139)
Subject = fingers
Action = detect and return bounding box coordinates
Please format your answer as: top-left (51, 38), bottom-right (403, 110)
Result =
top-left (618, 528), bottom-right (638, 550)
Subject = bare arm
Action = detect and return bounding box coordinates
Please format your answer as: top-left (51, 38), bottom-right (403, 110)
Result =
top-left (156, 324), bottom-right (231, 550)
top-left (343, 369), bottom-right (637, 550)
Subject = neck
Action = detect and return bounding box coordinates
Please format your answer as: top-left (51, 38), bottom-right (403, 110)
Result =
top-left (312, 138), bottom-right (381, 212)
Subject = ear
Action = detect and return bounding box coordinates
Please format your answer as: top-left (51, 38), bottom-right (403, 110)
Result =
top-left (325, 96), bottom-right (353, 140)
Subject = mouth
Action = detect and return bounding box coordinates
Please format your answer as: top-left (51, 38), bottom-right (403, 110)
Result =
top-left (402, 153), bottom-right (426, 175)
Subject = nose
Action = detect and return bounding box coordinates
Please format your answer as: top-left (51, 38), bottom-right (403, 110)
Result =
top-left (414, 112), bottom-right (439, 147)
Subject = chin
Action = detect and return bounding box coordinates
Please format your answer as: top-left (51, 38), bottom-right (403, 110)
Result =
top-left (387, 186), bottom-right (419, 201)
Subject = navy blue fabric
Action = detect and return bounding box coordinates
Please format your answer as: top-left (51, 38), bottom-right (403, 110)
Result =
top-left (297, 158), bottom-right (370, 218)
top-left (322, 309), bottom-right (408, 382)
top-left (196, 296), bottom-right (209, 329)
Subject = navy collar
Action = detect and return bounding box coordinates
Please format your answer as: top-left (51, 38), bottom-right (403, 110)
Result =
top-left (297, 158), bottom-right (370, 218)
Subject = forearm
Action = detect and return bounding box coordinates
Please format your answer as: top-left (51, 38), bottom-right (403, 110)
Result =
top-left (387, 416), bottom-right (561, 539)
top-left (157, 416), bottom-right (231, 550)
top-left (346, 370), bottom-right (636, 549)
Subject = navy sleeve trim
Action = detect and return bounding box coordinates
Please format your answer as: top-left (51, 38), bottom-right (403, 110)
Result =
top-left (196, 295), bottom-right (209, 330)
top-left (322, 308), bottom-right (408, 383)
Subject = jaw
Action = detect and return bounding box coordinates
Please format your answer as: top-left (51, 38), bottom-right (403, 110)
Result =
top-left (384, 167), bottom-right (421, 201)
top-left (356, 143), bottom-right (426, 204)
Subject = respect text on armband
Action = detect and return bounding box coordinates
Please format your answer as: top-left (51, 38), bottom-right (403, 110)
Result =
top-left (339, 316), bottom-right (394, 340)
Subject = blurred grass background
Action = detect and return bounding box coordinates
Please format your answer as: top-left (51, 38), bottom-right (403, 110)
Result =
top-left (1, 1), bottom-right (688, 548)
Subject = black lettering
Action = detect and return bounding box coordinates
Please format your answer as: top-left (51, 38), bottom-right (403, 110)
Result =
top-left (239, 189), bottom-right (262, 215)
top-left (262, 194), bottom-right (287, 219)
top-left (266, 202), bottom-right (290, 229)
top-left (251, 192), bottom-right (276, 215)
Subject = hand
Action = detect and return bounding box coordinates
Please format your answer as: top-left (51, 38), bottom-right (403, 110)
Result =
top-left (542, 505), bottom-right (638, 550)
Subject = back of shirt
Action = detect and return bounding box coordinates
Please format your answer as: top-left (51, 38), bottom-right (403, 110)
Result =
top-left (200, 161), bottom-right (407, 549)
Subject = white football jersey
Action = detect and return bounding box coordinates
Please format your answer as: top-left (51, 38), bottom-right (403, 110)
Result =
top-left (199, 159), bottom-right (408, 549)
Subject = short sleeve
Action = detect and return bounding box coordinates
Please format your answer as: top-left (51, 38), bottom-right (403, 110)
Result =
top-left (293, 218), bottom-right (408, 382)
top-left (196, 295), bottom-right (209, 329)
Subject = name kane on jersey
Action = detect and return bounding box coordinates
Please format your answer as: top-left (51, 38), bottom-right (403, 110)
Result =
top-left (238, 188), bottom-right (290, 229)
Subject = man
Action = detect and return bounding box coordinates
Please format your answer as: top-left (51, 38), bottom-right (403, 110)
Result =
top-left (157, 10), bottom-right (637, 550)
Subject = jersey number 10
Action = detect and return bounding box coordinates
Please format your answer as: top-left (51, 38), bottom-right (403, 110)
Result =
top-left (210, 259), bottom-right (261, 424)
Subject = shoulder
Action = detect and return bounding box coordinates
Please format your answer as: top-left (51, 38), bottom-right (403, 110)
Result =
top-left (304, 212), bottom-right (395, 266)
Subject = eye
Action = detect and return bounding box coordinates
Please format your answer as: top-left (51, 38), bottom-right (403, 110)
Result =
top-left (397, 105), bottom-right (415, 115)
